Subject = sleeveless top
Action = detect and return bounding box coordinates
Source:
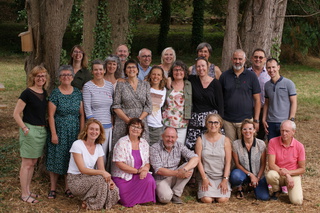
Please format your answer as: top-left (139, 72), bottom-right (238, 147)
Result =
top-left (201, 134), bottom-right (225, 180)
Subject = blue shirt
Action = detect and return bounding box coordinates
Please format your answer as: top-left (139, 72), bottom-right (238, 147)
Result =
top-left (137, 64), bottom-right (152, 81)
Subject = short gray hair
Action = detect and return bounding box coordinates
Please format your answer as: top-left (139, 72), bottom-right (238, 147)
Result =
top-left (196, 42), bottom-right (213, 55)
top-left (105, 54), bottom-right (122, 79)
top-left (281, 120), bottom-right (296, 131)
top-left (58, 65), bottom-right (74, 78)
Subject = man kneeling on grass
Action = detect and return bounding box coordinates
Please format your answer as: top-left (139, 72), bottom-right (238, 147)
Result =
top-left (150, 127), bottom-right (199, 204)
top-left (266, 120), bottom-right (305, 205)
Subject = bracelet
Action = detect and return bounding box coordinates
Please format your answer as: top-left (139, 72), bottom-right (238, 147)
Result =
top-left (22, 126), bottom-right (28, 129)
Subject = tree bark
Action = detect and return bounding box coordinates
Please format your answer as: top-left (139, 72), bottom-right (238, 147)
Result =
top-left (191, 0), bottom-right (204, 51)
top-left (239, 0), bottom-right (288, 60)
top-left (25, 0), bottom-right (73, 92)
top-left (83, 0), bottom-right (99, 59)
top-left (157, 0), bottom-right (171, 54)
top-left (108, 0), bottom-right (129, 54)
top-left (221, 0), bottom-right (240, 71)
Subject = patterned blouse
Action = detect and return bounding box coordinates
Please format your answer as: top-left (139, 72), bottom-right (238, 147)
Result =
top-left (111, 135), bottom-right (150, 181)
top-left (162, 90), bottom-right (189, 128)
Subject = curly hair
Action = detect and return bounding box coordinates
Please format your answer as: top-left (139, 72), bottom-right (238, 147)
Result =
top-left (27, 65), bottom-right (50, 90)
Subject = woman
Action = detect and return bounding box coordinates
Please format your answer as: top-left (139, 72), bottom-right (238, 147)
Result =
top-left (159, 47), bottom-right (176, 77)
top-left (189, 42), bottom-right (222, 79)
top-left (146, 66), bottom-right (167, 145)
top-left (195, 114), bottom-right (232, 203)
top-left (67, 118), bottom-right (119, 210)
top-left (162, 60), bottom-right (192, 145)
top-left (13, 65), bottom-right (50, 203)
top-left (104, 54), bottom-right (122, 89)
top-left (83, 60), bottom-right (114, 167)
top-left (46, 65), bottom-right (85, 199)
top-left (185, 57), bottom-right (224, 150)
top-left (230, 119), bottom-right (269, 200)
top-left (112, 118), bottom-right (156, 207)
top-left (112, 59), bottom-right (152, 146)
top-left (69, 45), bottom-right (92, 90)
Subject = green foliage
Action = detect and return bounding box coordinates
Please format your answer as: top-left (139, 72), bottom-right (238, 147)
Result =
top-left (191, 0), bottom-right (205, 50)
top-left (205, 0), bottom-right (228, 17)
top-left (68, 0), bottom-right (84, 40)
top-left (283, 0), bottom-right (320, 56)
top-left (91, 0), bottom-right (112, 60)
top-left (129, 0), bottom-right (162, 22)
top-left (271, 36), bottom-right (281, 62)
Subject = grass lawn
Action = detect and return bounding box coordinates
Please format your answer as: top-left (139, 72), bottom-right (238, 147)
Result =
top-left (1, 55), bottom-right (320, 212)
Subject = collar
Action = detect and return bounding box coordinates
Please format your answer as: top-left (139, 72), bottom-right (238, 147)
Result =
top-left (271, 76), bottom-right (283, 85)
top-left (280, 137), bottom-right (295, 147)
top-left (241, 138), bottom-right (257, 148)
top-left (138, 63), bottom-right (151, 72)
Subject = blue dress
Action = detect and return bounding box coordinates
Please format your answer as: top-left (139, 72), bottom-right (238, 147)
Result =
top-left (46, 87), bottom-right (82, 175)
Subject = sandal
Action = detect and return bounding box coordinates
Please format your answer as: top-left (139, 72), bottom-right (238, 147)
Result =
top-left (21, 194), bottom-right (39, 204)
top-left (48, 190), bottom-right (56, 199)
top-left (65, 189), bottom-right (74, 198)
top-left (236, 190), bottom-right (244, 199)
top-left (30, 192), bottom-right (40, 198)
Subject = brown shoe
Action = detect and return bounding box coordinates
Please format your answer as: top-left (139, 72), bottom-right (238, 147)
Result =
top-left (171, 195), bottom-right (183, 204)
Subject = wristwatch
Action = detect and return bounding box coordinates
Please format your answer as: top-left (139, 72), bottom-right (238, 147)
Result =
top-left (290, 117), bottom-right (295, 121)
top-left (223, 176), bottom-right (229, 180)
top-left (253, 119), bottom-right (259, 123)
top-left (247, 172), bottom-right (251, 177)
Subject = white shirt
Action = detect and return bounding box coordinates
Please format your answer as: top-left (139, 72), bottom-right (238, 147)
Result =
top-left (67, 139), bottom-right (105, 174)
top-left (147, 87), bottom-right (166, 127)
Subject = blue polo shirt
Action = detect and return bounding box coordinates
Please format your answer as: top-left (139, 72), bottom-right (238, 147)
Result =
top-left (137, 64), bottom-right (152, 81)
top-left (219, 68), bottom-right (261, 122)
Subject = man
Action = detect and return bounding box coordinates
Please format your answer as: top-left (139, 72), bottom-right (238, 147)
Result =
top-left (137, 48), bottom-right (152, 81)
top-left (150, 127), bottom-right (199, 204)
top-left (219, 49), bottom-right (261, 143)
top-left (266, 120), bottom-right (305, 205)
top-left (248, 48), bottom-right (270, 140)
top-left (262, 58), bottom-right (297, 140)
top-left (115, 44), bottom-right (129, 78)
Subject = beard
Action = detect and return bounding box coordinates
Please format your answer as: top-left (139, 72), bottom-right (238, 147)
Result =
top-left (233, 64), bottom-right (244, 71)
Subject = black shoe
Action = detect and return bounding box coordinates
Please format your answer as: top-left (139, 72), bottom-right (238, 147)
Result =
top-left (270, 191), bottom-right (280, 200)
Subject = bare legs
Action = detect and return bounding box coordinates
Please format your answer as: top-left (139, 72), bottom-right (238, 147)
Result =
top-left (20, 157), bottom-right (39, 203)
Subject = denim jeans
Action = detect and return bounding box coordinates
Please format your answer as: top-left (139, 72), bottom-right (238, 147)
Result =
top-left (230, 169), bottom-right (270, 200)
top-left (267, 122), bottom-right (281, 141)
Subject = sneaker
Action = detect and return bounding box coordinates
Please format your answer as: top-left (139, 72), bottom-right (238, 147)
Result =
top-left (281, 186), bottom-right (288, 194)
top-left (171, 195), bottom-right (183, 204)
top-left (270, 191), bottom-right (281, 200)
top-left (268, 184), bottom-right (272, 189)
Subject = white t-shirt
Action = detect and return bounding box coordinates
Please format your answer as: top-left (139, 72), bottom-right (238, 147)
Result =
top-left (147, 87), bottom-right (166, 128)
top-left (67, 139), bottom-right (105, 174)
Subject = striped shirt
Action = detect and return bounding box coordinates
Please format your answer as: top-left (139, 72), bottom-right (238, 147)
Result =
top-left (83, 80), bottom-right (113, 128)
top-left (150, 140), bottom-right (198, 180)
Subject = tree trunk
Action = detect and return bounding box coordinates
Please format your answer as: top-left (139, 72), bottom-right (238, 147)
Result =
top-left (239, 0), bottom-right (288, 60)
top-left (191, 0), bottom-right (204, 51)
top-left (25, 0), bottom-right (73, 92)
top-left (157, 0), bottom-right (171, 54)
top-left (221, 0), bottom-right (240, 71)
top-left (108, 0), bottom-right (129, 54)
top-left (83, 0), bottom-right (99, 59)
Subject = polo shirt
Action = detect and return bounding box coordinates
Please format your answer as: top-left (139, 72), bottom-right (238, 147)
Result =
top-left (137, 64), bottom-right (152, 81)
top-left (268, 136), bottom-right (305, 170)
top-left (264, 76), bottom-right (296, 122)
top-left (248, 66), bottom-right (270, 106)
top-left (219, 68), bottom-right (261, 122)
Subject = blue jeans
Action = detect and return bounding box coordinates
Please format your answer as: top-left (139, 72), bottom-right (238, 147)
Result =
top-left (230, 169), bottom-right (270, 200)
top-left (267, 122), bottom-right (281, 141)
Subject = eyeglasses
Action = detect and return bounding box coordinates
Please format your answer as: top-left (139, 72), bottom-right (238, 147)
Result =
top-left (173, 68), bottom-right (184, 72)
top-left (253, 56), bottom-right (264, 60)
top-left (60, 74), bottom-right (73, 77)
top-left (208, 121), bottom-right (219, 125)
top-left (73, 50), bottom-right (83, 54)
top-left (131, 125), bottom-right (143, 130)
top-left (35, 75), bottom-right (46, 78)
top-left (126, 66), bottom-right (137, 69)
top-left (141, 55), bottom-right (151, 58)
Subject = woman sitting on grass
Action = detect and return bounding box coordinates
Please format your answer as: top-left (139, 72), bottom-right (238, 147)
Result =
top-left (67, 118), bottom-right (119, 210)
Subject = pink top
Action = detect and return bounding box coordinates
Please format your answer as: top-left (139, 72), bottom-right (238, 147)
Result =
top-left (112, 135), bottom-right (150, 181)
top-left (268, 136), bottom-right (305, 170)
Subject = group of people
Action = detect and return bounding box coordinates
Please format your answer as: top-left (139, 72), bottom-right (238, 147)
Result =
top-left (13, 42), bottom-right (305, 210)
